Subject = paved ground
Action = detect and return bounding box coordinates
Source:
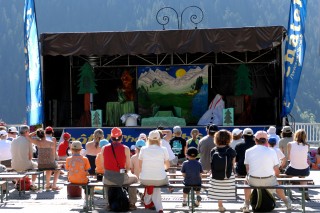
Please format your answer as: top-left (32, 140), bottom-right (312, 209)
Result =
top-left (0, 170), bottom-right (319, 212)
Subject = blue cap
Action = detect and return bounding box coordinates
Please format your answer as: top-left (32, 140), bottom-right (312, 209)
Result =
top-left (99, 139), bottom-right (109, 148)
top-left (135, 139), bottom-right (146, 149)
top-left (268, 137), bottom-right (277, 145)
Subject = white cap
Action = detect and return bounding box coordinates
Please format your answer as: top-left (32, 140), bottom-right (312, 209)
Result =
top-left (0, 130), bottom-right (8, 136)
top-left (173, 126), bottom-right (181, 133)
top-left (243, 128), bottom-right (253, 136)
top-left (267, 126), bottom-right (276, 134)
top-left (232, 128), bottom-right (242, 136)
top-left (8, 127), bottom-right (19, 133)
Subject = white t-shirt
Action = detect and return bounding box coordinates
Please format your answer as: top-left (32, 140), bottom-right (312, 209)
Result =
top-left (270, 147), bottom-right (285, 163)
top-left (230, 138), bottom-right (244, 149)
top-left (288, 141), bottom-right (309, 169)
top-left (138, 144), bottom-right (169, 180)
top-left (0, 139), bottom-right (12, 161)
top-left (244, 145), bottom-right (279, 177)
top-left (161, 139), bottom-right (176, 161)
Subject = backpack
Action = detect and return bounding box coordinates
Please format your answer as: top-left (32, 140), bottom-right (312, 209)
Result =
top-left (108, 187), bottom-right (129, 212)
top-left (210, 147), bottom-right (232, 180)
top-left (250, 188), bottom-right (276, 212)
top-left (15, 176), bottom-right (31, 191)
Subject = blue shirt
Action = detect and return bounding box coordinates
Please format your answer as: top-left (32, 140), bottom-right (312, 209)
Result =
top-left (181, 159), bottom-right (203, 186)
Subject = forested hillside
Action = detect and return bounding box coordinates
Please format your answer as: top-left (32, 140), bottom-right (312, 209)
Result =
top-left (0, 0), bottom-right (319, 124)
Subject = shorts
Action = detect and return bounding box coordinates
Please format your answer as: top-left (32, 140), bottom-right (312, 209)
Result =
top-left (183, 186), bottom-right (201, 194)
top-left (285, 166), bottom-right (310, 177)
top-left (247, 175), bottom-right (278, 193)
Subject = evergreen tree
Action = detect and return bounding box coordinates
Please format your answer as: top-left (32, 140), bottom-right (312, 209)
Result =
top-left (235, 64), bottom-right (252, 96)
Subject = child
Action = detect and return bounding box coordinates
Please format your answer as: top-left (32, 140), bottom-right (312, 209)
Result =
top-left (65, 141), bottom-right (91, 209)
top-left (181, 147), bottom-right (203, 207)
top-left (130, 140), bottom-right (146, 202)
top-left (95, 139), bottom-right (109, 181)
top-left (58, 132), bottom-right (71, 161)
top-left (186, 128), bottom-right (200, 160)
top-left (268, 137), bottom-right (286, 170)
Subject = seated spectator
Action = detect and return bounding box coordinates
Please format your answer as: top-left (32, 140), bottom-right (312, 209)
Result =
top-left (267, 126), bottom-right (280, 148)
top-left (268, 137), bottom-right (286, 171)
top-left (86, 129), bottom-right (104, 175)
top-left (29, 129), bottom-right (61, 190)
top-left (181, 147), bottom-right (203, 207)
top-left (66, 141), bottom-right (91, 209)
top-left (0, 130), bottom-right (12, 167)
top-left (7, 127), bottom-right (19, 141)
top-left (58, 132), bottom-right (72, 160)
top-left (230, 128), bottom-right (244, 149)
top-left (95, 139), bottom-right (109, 181)
top-left (186, 128), bottom-right (200, 160)
top-left (311, 147), bottom-right (320, 170)
top-left (139, 130), bottom-right (169, 213)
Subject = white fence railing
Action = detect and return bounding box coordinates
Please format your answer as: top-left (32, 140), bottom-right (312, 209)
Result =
top-left (294, 123), bottom-right (320, 147)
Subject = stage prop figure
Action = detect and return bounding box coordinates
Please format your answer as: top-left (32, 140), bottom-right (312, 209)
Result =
top-left (197, 94), bottom-right (224, 125)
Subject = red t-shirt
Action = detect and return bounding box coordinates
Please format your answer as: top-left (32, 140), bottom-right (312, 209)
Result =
top-left (103, 143), bottom-right (126, 172)
top-left (58, 140), bottom-right (69, 157)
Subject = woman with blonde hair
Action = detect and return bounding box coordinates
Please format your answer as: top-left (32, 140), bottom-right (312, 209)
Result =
top-left (285, 129), bottom-right (310, 199)
top-left (139, 130), bottom-right (170, 213)
top-left (86, 128), bottom-right (104, 175)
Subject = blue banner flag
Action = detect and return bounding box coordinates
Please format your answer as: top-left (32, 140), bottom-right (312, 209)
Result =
top-left (24, 0), bottom-right (43, 125)
top-left (282, 0), bottom-right (307, 116)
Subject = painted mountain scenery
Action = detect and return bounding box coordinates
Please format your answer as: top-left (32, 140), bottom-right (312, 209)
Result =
top-left (137, 65), bottom-right (208, 123)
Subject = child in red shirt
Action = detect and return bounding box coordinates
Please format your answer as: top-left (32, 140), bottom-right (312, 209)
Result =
top-left (58, 132), bottom-right (71, 160)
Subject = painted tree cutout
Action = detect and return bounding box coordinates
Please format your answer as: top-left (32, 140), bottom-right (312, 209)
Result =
top-left (224, 108), bottom-right (233, 125)
top-left (235, 64), bottom-right (252, 96)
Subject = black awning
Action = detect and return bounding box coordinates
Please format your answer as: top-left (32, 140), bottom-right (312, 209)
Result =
top-left (40, 26), bottom-right (286, 56)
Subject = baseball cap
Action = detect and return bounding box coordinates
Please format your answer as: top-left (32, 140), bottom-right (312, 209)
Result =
top-left (173, 126), bottom-right (181, 133)
top-left (187, 147), bottom-right (198, 157)
top-left (243, 128), bottom-right (253, 136)
top-left (232, 128), bottom-right (242, 136)
top-left (148, 130), bottom-right (160, 140)
top-left (63, 132), bottom-right (71, 140)
top-left (138, 133), bottom-right (147, 140)
top-left (267, 126), bottom-right (276, 134)
top-left (71, 141), bottom-right (83, 150)
top-left (111, 127), bottom-right (122, 140)
top-left (130, 145), bottom-right (136, 150)
top-left (254, 131), bottom-right (268, 140)
top-left (99, 139), bottom-right (109, 148)
top-left (208, 124), bottom-right (219, 133)
top-left (0, 130), bottom-right (7, 136)
top-left (282, 126), bottom-right (292, 133)
top-left (135, 139), bottom-right (146, 149)
top-left (8, 127), bottom-right (19, 134)
top-left (268, 137), bottom-right (277, 145)
top-left (45, 126), bottom-right (54, 133)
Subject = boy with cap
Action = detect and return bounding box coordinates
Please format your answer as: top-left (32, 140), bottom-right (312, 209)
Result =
top-left (181, 147), bottom-right (203, 207)
top-left (268, 137), bottom-right (286, 171)
top-left (66, 141), bottom-right (91, 209)
top-left (58, 132), bottom-right (72, 160)
top-left (170, 126), bottom-right (187, 165)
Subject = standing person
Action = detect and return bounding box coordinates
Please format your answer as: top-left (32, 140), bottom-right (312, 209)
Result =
top-left (186, 128), bottom-right (200, 160)
top-left (139, 130), bottom-right (170, 213)
top-left (181, 147), bottom-right (203, 207)
top-left (285, 129), bottom-right (311, 199)
top-left (234, 128), bottom-right (255, 177)
top-left (241, 131), bottom-right (292, 213)
top-left (170, 126), bottom-right (187, 165)
top-left (65, 141), bottom-right (91, 209)
top-left (29, 129), bottom-right (61, 190)
top-left (58, 132), bottom-right (72, 161)
top-left (198, 124), bottom-right (218, 173)
top-left (230, 128), bottom-right (244, 149)
top-left (0, 130), bottom-right (12, 167)
top-left (7, 127), bottom-right (19, 141)
top-left (279, 126), bottom-right (293, 168)
top-left (11, 125), bottom-right (38, 190)
top-left (101, 127), bottom-right (138, 211)
top-left (208, 130), bottom-right (236, 212)
top-left (86, 128), bottom-right (104, 175)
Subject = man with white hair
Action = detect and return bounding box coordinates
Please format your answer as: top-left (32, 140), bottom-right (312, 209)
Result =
top-left (7, 127), bottom-right (19, 141)
top-left (11, 125), bottom-right (38, 190)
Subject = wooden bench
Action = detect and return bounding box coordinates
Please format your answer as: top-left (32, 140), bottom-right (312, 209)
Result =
top-left (0, 170), bottom-right (44, 190)
top-left (0, 173), bottom-right (27, 198)
top-left (236, 184), bottom-right (320, 213)
top-left (87, 182), bottom-right (210, 213)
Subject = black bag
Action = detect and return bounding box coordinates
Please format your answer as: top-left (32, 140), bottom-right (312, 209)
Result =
top-left (250, 188), bottom-right (276, 212)
top-left (108, 187), bottom-right (129, 212)
top-left (210, 147), bottom-right (231, 180)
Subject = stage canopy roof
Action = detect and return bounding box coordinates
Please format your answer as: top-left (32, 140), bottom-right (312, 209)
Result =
top-left (40, 26), bottom-right (286, 57)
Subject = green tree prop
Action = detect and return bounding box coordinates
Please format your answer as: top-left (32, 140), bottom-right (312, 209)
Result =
top-left (224, 108), bottom-right (233, 125)
top-left (77, 62), bottom-right (97, 126)
top-left (92, 110), bottom-right (101, 127)
top-left (235, 64), bottom-right (253, 95)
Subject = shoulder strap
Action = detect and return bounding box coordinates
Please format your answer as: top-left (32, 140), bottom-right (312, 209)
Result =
top-left (111, 143), bottom-right (121, 169)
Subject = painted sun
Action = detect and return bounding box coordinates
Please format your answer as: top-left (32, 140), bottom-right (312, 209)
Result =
top-left (175, 68), bottom-right (186, 78)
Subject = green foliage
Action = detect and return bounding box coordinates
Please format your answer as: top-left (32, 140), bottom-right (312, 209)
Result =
top-left (77, 62), bottom-right (97, 94)
top-left (194, 76), bottom-right (203, 91)
top-left (235, 64), bottom-right (253, 96)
